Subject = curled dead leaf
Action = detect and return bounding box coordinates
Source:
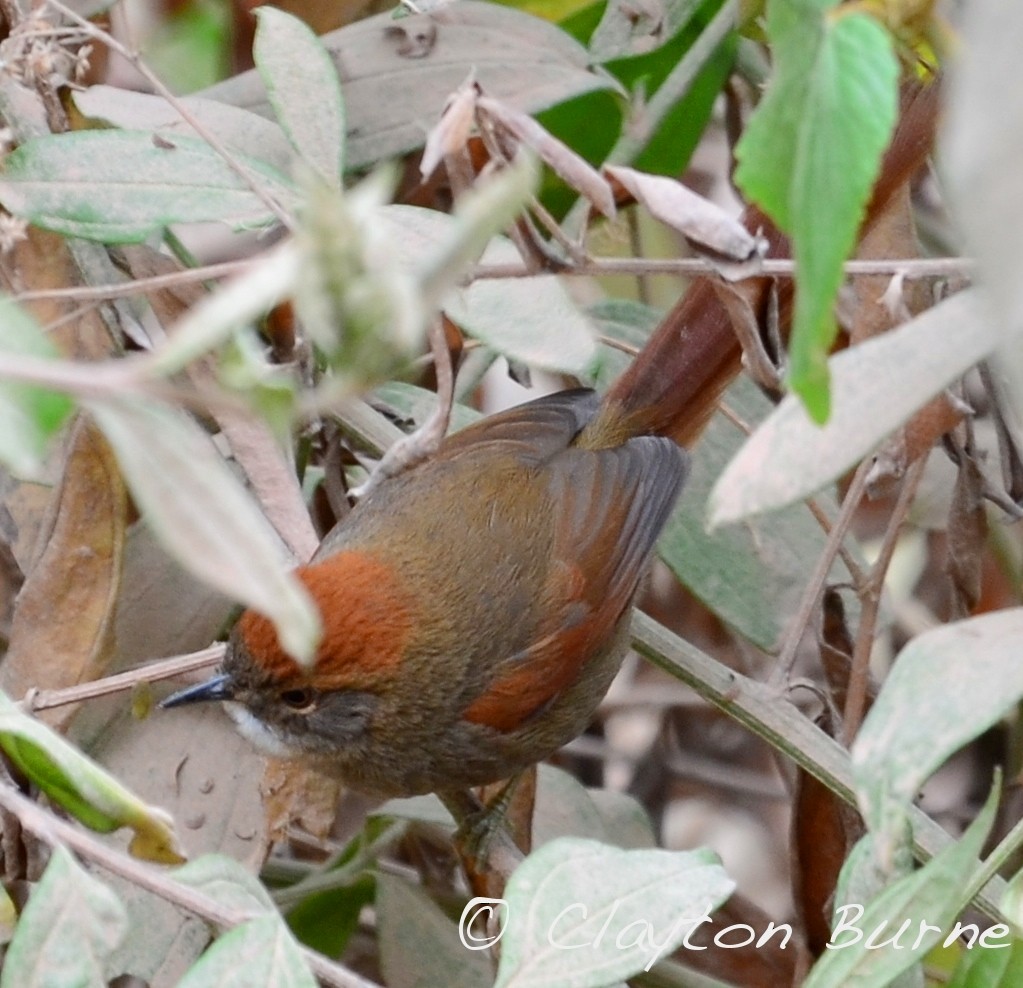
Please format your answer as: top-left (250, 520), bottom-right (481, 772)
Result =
top-left (605, 164), bottom-right (764, 262)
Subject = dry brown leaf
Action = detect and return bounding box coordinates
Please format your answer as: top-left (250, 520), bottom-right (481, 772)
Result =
top-left (792, 761), bottom-right (864, 957)
top-left (679, 892), bottom-right (808, 986)
top-left (420, 74), bottom-right (478, 180)
top-left (3, 419), bottom-right (128, 727)
top-left (261, 758), bottom-right (343, 843)
top-left (605, 164), bottom-right (763, 261)
top-left (946, 443), bottom-right (988, 619)
top-left (1, 226), bottom-right (115, 360)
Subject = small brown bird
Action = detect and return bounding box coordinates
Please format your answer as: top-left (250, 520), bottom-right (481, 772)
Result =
top-left (163, 76), bottom-right (938, 802)
top-left (164, 387), bottom-right (688, 797)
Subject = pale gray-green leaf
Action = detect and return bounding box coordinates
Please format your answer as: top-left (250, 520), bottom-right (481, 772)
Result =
top-left (531, 765), bottom-right (608, 849)
top-left (87, 395), bottom-right (320, 663)
top-left (146, 240), bottom-right (299, 376)
top-left (377, 873), bottom-right (492, 988)
top-left (1, 846), bottom-right (127, 988)
top-left (199, 1), bottom-right (613, 171)
top-left (494, 838), bottom-right (734, 988)
top-left (0, 131), bottom-right (294, 243)
top-left (710, 289), bottom-right (1003, 525)
top-left (379, 205), bottom-right (595, 373)
top-left (253, 7), bottom-right (345, 184)
top-left (176, 914), bottom-right (315, 988)
top-left (803, 783), bottom-right (999, 988)
top-left (172, 854), bottom-right (276, 914)
top-left (662, 375), bottom-right (858, 652)
top-left (73, 86), bottom-right (295, 175)
top-left (852, 610), bottom-right (1023, 849)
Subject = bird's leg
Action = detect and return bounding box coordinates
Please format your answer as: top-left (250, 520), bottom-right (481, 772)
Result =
top-left (439, 778), bottom-right (528, 881)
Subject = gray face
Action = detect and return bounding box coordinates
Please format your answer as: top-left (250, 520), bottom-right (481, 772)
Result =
top-left (219, 639), bottom-right (381, 759)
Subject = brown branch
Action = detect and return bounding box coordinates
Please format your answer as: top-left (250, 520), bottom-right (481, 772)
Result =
top-left (842, 456), bottom-right (928, 745)
top-left (22, 646), bottom-right (224, 713)
top-left (0, 781), bottom-right (379, 988)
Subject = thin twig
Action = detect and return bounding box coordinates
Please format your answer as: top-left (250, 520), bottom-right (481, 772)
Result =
top-left (803, 498), bottom-right (867, 586)
top-left (470, 255), bottom-right (973, 281)
top-left (626, 208), bottom-right (651, 306)
top-left (12, 260), bottom-right (253, 303)
top-left (21, 646), bottom-right (225, 713)
top-left (0, 781), bottom-right (379, 988)
top-left (842, 456), bottom-right (927, 744)
top-left (774, 458), bottom-right (872, 685)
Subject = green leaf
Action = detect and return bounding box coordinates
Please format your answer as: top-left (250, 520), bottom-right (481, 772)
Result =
top-left (286, 874), bottom-right (374, 958)
top-left (146, 0), bottom-right (230, 92)
top-left (735, 0), bottom-right (898, 420)
top-left (803, 782), bottom-right (1000, 988)
top-left (177, 914), bottom-right (316, 988)
top-left (852, 610), bottom-right (1023, 861)
top-left (709, 290), bottom-right (1000, 526)
top-left (1, 847), bottom-right (127, 988)
top-left (947, 930), bottom-right (1023, 987)
top-left (377, 873), bottom-right (493, 988)
top-left (493, 837), bottom-right (734, 988)
top-left (0, 692), bottom-right (185, 863)
top-left (0, 130), bottom-right (295, 244)
top-left (0, 296), bottom-right (73, 479)
top-left (253, 7), bottom-right (345, 184)
top-left (87, 394), bottom-right (321, 664)
top-left (172, 855), bottom-right (276, 913)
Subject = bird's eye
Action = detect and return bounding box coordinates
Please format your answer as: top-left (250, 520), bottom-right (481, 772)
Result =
top-left (279, 687), bottom-right (317, 712)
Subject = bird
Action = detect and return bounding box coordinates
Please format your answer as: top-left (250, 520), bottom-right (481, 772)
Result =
top-left (161, 76), bottom-right (938, 805)
top-left (162, 385), bottom-right (688, 799)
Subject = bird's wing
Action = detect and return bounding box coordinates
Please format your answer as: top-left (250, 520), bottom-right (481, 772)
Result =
top-left (433, 388), bottom-right (600, 465)
top-left (460, 435), bottom-right (688, 732)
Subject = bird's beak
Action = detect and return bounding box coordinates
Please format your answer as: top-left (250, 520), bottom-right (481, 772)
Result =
top-left (160, 674), bottom-right (234, 709)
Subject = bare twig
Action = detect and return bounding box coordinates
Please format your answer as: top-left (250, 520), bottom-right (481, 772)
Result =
top-left (774, 458), bottom-right (873, 686)
top-left (22, 646), bottom-right (224, 713)
top-left (842, 456), bottom-right (927, 744)
top-left (349, 317), bottom-right (456, 498)
top-left (12, 260), bottom-right (253, 304)
top-left (0, 782), bottom-right (378, 988)
top-left (470, 255), bottom-right (974, 281)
